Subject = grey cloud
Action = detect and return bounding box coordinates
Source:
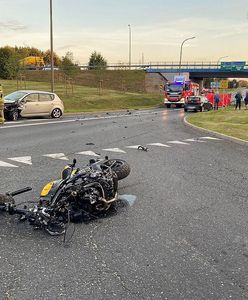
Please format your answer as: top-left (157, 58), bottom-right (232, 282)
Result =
top-left (0, 21), bottom-right (27, 31)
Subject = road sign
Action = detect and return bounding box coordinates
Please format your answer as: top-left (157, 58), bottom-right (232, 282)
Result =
top-left (220, 80), bottom-right (228, 89)
top-left (210, 82), bottom-right (220, 89)
top-left (220, 61), bottom-right (246, 71)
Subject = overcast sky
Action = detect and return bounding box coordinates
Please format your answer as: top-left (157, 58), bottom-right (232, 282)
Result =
top-left (1, 0), bottom-right (248, 64)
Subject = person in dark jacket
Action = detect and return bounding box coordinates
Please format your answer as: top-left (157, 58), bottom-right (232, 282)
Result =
top-left (244, 91), bottom-right (248, 110)
top-left (235, 91), bottom-right (242, 110)
top-left (214, 93), bottom-right (220, 110)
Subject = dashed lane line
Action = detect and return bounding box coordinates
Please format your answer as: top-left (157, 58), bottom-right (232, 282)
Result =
top-left (126, 145), bottom-right (142, 149)
top-left (200, 136), bottom-right (222, 141)
top-left (76, 151), bottom-right (100, 157)
top-left (8, 156), bottom-right (32, 165)
top-left (102, 148), bottom-right (127, 154)
top-left (0, 136), bottom-right (223, 168)
top-left (43, 153), bottom-right (69, 161)
top-left (0, 161), bottom-right (18, 168)
top-left (184, 138), bottom-right (206, 143)
top-left (167, 140), bottom-right (190, 145)
top-left (147, 143), bottom-right (171, 148)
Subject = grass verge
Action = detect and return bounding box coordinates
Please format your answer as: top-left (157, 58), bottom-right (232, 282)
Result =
top-left (187, 107), bottom-right (248, 141)
top-left (0, 79), bottom-right (163, 113)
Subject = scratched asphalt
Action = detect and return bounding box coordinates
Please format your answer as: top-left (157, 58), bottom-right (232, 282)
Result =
top-left (0, 108), bottom-right (248, 300)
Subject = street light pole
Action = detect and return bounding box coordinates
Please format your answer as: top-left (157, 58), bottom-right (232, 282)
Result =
top-left (50, 0), bottom-right (54, 92)
top-left (217, 55), bottom-right (228, 68)
top-left (179, 36), bottom-right (195, 75)
top-left (128, 24), bottom-right (131, 69)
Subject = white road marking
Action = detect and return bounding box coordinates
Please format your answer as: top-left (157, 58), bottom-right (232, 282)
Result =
top-left (0, 111), bottom-right (159, 130)
top-left (43, 153), bottom-right (69, 161)
top-left (167, 141), bottom-right (190, 145)
top-left (200, 136), bottom-right (222, 141)
top-left (76, 151), bottom-right (100, 157)
top-left (148, 143), bottom-right (171, 147)
top-left (102, 148), bottom-right (126, 153)
top-left (0, 161), bottom-right (18, 168)
top-left (8, 156), bottom-right (32, 165)
top-left (126, 145), bottom-right (142, 149)
top-left (184, 138), bottom-right (206, 143)
top-left (6, 121), bottom-right (25, 124)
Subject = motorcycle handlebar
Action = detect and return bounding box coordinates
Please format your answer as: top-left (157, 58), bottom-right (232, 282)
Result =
top-left (7, 187), bottom-right (32, 197)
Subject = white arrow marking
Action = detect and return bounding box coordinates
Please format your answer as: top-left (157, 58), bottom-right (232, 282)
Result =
top-left (43, 153), bottom-right (69, 161)
top-left (102, 148), bottom-right (126, 153)
top-left (76, 151), bottom-right (100, 157)
top-left (0, 160), bottom-right (18, 168)
top-left (148, 143), bottom-right (171, 148)
top-left (8, 156), bottom-right (32, 165)
top-left (167, 141), bottom-right (190, 145)
top-left (200, 136), bottom-right (222, 140)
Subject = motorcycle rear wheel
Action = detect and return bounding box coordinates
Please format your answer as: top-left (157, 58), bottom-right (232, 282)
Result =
top-left (106, 159), bottom-right (130, 180)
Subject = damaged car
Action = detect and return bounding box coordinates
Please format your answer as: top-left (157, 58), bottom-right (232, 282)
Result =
top-left (4, 90), bottom-right (64, 121)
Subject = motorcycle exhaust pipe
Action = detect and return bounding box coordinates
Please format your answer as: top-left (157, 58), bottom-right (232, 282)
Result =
top-left (101, 192), bottom-right (118, 204)
top-left (96, 193), bottom-right (118, 211)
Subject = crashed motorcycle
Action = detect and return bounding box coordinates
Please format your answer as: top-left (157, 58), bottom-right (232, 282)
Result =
top-left (0, 157), bottom-right (130, 236)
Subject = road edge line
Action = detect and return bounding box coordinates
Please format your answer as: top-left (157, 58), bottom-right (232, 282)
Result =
top-left (184, 116), bottom-right (248, 146)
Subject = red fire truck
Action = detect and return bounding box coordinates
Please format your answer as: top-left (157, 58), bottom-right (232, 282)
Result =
top-left (164, 80), bottom-right (200, 108)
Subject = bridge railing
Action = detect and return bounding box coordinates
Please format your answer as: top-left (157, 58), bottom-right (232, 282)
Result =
top-left (79, 62), bottom-right (247, 70)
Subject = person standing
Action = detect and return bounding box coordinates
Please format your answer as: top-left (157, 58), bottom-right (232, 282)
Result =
top-left (214, 93), bottom-right (220, 110)
top-left (235, 91), bottom-right (242, 110)
top-left (244, 91), bottom-right (248, 110)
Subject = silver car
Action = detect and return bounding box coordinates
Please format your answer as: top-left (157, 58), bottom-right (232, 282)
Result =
top-left (4, 90), bottom-right (64, 121)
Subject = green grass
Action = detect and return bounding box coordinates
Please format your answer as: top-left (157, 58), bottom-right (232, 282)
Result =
top-left (187, 107), bottom-right (248, 141)
top-left (0, 79), bottom-right (163, 113)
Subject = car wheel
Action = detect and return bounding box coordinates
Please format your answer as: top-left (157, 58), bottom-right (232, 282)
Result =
top-left (184, 108), bottom-right (187, 112)
top-left (166, 104), bottom-right (171, 109)
top-left (9, 110), bottom-right (19, 121)
top-left (51, 108), bottom-right (62, 119)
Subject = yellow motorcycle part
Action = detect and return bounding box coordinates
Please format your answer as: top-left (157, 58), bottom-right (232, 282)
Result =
top-left (40, 181), bottom-right (54, 197)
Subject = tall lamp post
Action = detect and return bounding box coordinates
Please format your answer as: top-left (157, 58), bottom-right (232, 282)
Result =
top-left (217, 55), bottom-right (228, 68)
top-left (50, 0), bottom-right (54, 92)
top-left (179, 36), bottom-right (195, 75)
top-left (128, 24), bottom-right (131, 69)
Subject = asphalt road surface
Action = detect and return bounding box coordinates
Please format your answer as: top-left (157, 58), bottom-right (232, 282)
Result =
top-left (0, 109), bottom-right (248, 300)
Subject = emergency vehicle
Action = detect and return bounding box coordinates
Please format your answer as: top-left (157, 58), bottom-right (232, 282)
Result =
top-left (164, 79), bottom-right (199, 108)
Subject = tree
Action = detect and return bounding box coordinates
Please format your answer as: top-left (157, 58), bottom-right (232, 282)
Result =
top-left (0, 47), bottom-right (20, 79)
top-left (88, 51), bottom-right (107, 70)
top-left (238, 80), bottom-right (248, 88)
top-left (43, 50), bottom-right (61, 66)
top-left (59, 52), bottom-right (79, 78)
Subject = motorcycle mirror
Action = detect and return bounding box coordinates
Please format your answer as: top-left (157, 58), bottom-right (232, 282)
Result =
top-left (61, 167), bottom-right (72, 180)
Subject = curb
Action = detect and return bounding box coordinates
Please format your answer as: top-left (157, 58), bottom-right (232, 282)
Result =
top-left (184, 116), bottom-right (248, 146)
